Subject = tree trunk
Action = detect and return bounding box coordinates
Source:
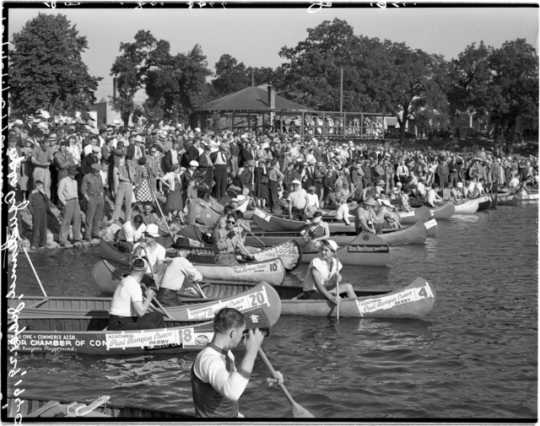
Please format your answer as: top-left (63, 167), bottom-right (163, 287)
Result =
top-left (121, 110), bottom-right (130, 127)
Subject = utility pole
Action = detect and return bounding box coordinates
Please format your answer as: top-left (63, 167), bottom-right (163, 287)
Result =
top-left (339, 66), bottom-right (343, 113)
top-left (251, 68), bottom-right (255, 87)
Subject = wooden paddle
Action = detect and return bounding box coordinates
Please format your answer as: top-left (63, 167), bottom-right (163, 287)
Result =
top-left (258, 349), bottom-right (314, 418)
top-left (336, 276), bottom-right (341, 322)
top-left (22, 246), bottom-right (49, 299)
top-left (246, 228), bottom-right (266, 248)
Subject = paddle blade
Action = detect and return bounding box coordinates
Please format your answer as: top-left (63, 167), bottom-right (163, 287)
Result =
top-left (291, 401), bottom-right (315, 418)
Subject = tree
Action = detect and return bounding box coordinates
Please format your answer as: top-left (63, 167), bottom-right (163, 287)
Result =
top-left (144, 44), bottom-right (211, 123)
top-left (212, 54), bottom-right (250, 96)
top-left (111, 30), bottom-right (169, 126)
top-left (487, 39), bottom-right (538, 144)
top-left (447, 41), bottom-right (493, 132)
top-left (9, 13), bottom-right (101, 116)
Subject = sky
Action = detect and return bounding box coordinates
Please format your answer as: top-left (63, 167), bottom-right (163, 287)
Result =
top-left (8, 6), bottom-right (539, 103)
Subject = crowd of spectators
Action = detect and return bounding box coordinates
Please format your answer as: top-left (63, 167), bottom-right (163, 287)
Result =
top-left (7, 111), bottom-right (538, 250)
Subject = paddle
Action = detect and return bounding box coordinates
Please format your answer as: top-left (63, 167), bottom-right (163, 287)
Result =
top-left (22, 246), bottom-right (49, 299)
top-left (147, 178), bottom-right (174, 238)
top-left (257, 348), bottom-right (314, 418)
top-left (336, 276), bottom-right (341, 322)
top-left (246, 228), bottom-right (266, 248)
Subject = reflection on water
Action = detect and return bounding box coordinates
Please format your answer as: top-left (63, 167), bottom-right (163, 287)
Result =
top-left (9, 205), bottom-right (538, 419)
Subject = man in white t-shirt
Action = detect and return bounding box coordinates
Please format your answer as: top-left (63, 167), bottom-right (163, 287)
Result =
top-left (108, 258), bottom-right (162, 330)
top-left (120, 215), bottom-right (146, 248)
top-left (288, 180), bottom-right (308, 220)
top-left (155, 252), bottom-right (204, 306)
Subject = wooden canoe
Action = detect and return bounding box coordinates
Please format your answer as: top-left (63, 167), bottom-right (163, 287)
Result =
top-left (399, 202), bottom-right (454, 225)
top-left (252, 208), bottom-right (306, 232)
top-left (281, 277), bottom-right (435, 319)
top-left (378, 219), bottom-right (436, 246)
top-left (476, 195), bottom-right (492, 211)
top-left (4, 394), bottom-right (193, 419)
top-left (98, 240), bottom-right (286, 286)
top-left (8, 291), bottom-right (281, 356)
top-left (515, 188), bottom-right (539, 202)
top-left (453, 198), bottom-right (480, 215)
top-left (11, 282), bottom-right (282, 327)
top-left (300, 233), bottom-right (390, 266)
top-left (249, 240), bottom-right (302, 271)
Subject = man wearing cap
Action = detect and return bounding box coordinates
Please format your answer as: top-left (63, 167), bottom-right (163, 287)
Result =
top-left (54, 140), bottom-right (76, 182)
top-left (287, 179), bottom-right (309, 220)
top-left (301, 239), bottom-right (357, 301)
top-left (191, 308), bottom-right (273, 418)
top-left (81, 162), bottom-right (105, 241)
top-left (108, 258), bottom-right (162, 330)
top-left (57, 166), bottom-right (82, 247)
top-left (301, 211), bottom-right (330, 246)
top-left (132, 223), bottom-right (167, 274)
top-left (354, 197), bottom-right (377, 234)
top-left (31, 137), bottom-right (54, 198)
top-left (111, 152), bottom-right (135, 223)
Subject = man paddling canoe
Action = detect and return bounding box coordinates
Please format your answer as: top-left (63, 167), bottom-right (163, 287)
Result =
top-left (191, 307), bottom-right (283, 418)
top-left (108, 258), bottom-right (163, 330)
top-left (354, 197), bottom-right (378, 234)
top-left (299, 239), bottom-right (356, 301)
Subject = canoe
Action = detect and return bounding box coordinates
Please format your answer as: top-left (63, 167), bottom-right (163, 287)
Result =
top-left (399, 202), bottom-right (454, 225)
top-left (495, 192), bottom-right (517, 206)
top-left (11, 282), bottom-right (282, 327)
top-left (515, 189), bottom-right (539, 202)
top-left (252, 208), bottom-right (306, 232)
top-left (281, 277), bottom-right (435, 319)
top-left (300, 233), bottom-right (390, 266)
top-left (8, 290), bottom-right (281, 356)
top-left (4, 394), bottom-right (193, 418)
top-left (476, 195), bottom-right (492, 211)
top-left (250, 240), bottom-right (301, 271)
top-left (378, 219), bottom-right (436, 246)
top-left (98, 240), bottom-right (286, 286)
top-left (453, 198), bottom-right (480, 215)
top-left (427, 202), bottom-right (456, 220)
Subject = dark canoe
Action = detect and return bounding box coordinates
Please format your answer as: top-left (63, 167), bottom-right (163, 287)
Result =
top-left (477, 195), bottom-right (493, 211)
top-left (496, 191), bottom-right (517, 206)
top-left (251, 208), bottom-right (306, 232)
top-left (378, 219), bottom-right (435, 246)
top-left (11, 282), bottom-right (282, 326)
top-left (5, 394), bottom-right (193, 419)
top-left (8, 290), bottom-right (281, 355)
top-left (281, 277), bottom-right (436, 319)
top-left (300, 233), bottom-right (390, 266)
top-left (98, 240), bottom-right (286, 286)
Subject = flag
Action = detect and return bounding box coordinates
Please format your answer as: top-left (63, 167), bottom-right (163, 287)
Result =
top-left (135, 179), bottom-right (154, 203)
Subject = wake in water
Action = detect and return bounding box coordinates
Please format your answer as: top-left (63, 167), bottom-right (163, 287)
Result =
top-left (450, 214), bottom-right (480, 223)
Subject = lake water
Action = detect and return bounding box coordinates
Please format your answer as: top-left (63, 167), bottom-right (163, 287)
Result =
top-left (8, 203), bottom-right (538, 419)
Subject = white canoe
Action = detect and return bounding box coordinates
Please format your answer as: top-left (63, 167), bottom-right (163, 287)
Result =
top-left (453, 198), bottom-right (480, 215)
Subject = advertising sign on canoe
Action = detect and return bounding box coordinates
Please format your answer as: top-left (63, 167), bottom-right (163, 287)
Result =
top-left (105, 329), bottom-right (180, 350)
top-left (186, 287), bottom-right (270, 321)
top-left (10, 332), bottom-right (106, 353)
top-left (355, 283), bottom-right (435, 316)
top-left (424, 219), bottom-right (437, 230)
top-left (232, 260), bottom-right (280, 274)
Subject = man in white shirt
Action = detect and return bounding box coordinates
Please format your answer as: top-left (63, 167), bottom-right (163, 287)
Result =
top-left (155, 252), bottom-right (204, 306)
top-left (288, 179), bottom-right (308, 220)
top-left (117, 214), bottom-right (146, 251)
top-left (132, 223), bottom-right (167, 274)
top-left (108, 258), bottom-right (161, 330)
top-left (191, 308), bottom-right (280, 418)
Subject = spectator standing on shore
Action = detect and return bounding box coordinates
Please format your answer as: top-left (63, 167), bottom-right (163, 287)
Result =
top-left (28, 180), bottom-right (49, 249)
top-left (31, 137), bottom-right (54, 198)
top-left (57, 166), bottom-right (82, 247)
top-left (81, 163), bottom-right (105, 241)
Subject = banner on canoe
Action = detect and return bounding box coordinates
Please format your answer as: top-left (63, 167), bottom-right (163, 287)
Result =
top-left (106, 329), bottom-right (181, 350)
top-left (424, 219), bottom-right (437, 230)
top-left (355, 283), bottom-right (434, 316)
top-left (186, 287), bottom-right (270, 321)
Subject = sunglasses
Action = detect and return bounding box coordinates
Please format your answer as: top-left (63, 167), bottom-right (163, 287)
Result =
top-left (227, 220), bottom-right (236, 224)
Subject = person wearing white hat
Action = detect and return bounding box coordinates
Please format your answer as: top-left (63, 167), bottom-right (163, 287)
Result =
top-left (132, 222), bottom-right (167, 275)
top-left (354, 197), bottom-right (378, 234)
top-left (287, 179), bottom-right (308, 220)
top-left (300, 239), bottom-right (356, 301)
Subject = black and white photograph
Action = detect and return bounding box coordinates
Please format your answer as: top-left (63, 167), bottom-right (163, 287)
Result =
top-left (2, 1), bottom-right (538, 422)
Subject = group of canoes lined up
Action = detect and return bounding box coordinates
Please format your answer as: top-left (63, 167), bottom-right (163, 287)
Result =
top-left (6, 187), bottom-right (536, 417)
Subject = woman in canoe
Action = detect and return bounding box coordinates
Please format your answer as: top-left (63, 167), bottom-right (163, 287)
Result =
top-left (214, 215), bottom-right (255, 264)
top-left (299, 239), bottom-right (356, 301)
top-left (300, 211), bottom-right (330, 244)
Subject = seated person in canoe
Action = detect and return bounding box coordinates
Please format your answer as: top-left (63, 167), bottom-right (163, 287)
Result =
top-left (450, 182), bottom-right (466, 201)
top-left (425, 184), bottom-right (443, 208)
top-left (214, 215), bottom-right (255, 264)
top-left (191, 308), bottom-right (281, 418)
top-left (376, 199), bottom-right (401, 230)
top-left (466, 177), bottom-right (485, 198)
top-left (153, 253), bottom-right (204, 306)
top-left (131, 223), bottom-right (167, 274)
top-left (335, 195), bottom-right (352, 226)
top-left (232, 210), bottom-right (251, 243)
top-left (108, 257), bottom-right (163, 330)
top-left (354, 198), bottom-right (378, 234)
top-left (288, 179), bottom-right (309, 220)
top-left (304, 186), bottom-right (320, 219)
top-left (298, 239), bottom-right (356, 301)
top-left (115, 214), bottom-right (146, 252)
top-left (390, 182), bottom-right (413, 212)
top-left (300, 211), bottom-right (330, 251)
